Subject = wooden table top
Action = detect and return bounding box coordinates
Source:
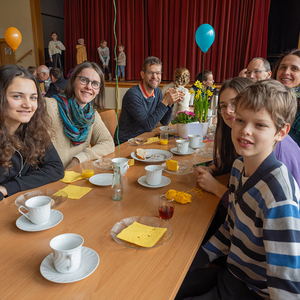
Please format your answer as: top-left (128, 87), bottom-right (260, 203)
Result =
top-left (0, 129), bottom-right (226, 300)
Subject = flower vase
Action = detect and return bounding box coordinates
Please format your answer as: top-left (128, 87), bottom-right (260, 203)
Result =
top-left (177, 123), bottom-right (189, 138)
top-left (200, 122), bottom-right (209, 138)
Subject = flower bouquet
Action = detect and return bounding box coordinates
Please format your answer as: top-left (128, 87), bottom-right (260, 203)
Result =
top-left (189, 81), bottom-right (214, 123)
top-left (171, 110), bottom-right (197, 125)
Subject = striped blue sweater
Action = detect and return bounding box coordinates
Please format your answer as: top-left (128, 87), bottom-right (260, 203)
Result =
top-left (202, 152), bottom-right (300, 299)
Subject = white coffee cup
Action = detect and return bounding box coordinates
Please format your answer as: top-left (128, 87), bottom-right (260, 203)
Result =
top-left (188, 134), bottom-right (201, 148)
top-left (112, 157), bottom-right (129, 175)
top-left (50, 233), bottom-right (84, 273)
top-left (176, 140), bottom-right (189, 154)
top-left (18, 196), bottom-right (51, 225)
top-left (145, 165), bottom-right (163, 186)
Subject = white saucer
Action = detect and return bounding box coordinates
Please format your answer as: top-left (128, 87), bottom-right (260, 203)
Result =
top-left (40, 246), bottom-right (99, 283)
top-left (89, 173), bottom-right (113, 186)
top-left (190, 142), bottom-right (205, 149)
top-left (137, 175), bottom-right (171, 188)
top-left (170, 147), bottom-right (194, 156)
top-left (16, 210), bottom-right (63, 232)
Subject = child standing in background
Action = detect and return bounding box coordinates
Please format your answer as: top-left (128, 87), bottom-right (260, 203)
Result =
top-left (97, 39), bottom-right (112, 81)
top-left (115, 45), bottom-right (126, 81)
top-left (48, 31), bottom-right (65, 72)
top-left (76, 38), bottom-right (87, 65)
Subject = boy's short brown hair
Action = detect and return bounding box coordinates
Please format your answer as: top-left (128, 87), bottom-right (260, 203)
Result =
top-left (118, 44), bottom-right (124, 49)
top-left (235, 79), bottom-right (297, 133)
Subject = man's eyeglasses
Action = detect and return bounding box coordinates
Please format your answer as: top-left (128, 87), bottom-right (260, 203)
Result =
top-left (246, 69), bottom-right (269, 75)
top-left (218, 100), bottom-right (235, 114)
top-left (145, 71), bottom-right (163, 76)
top-left (77, 76), bottom-right (101, 89)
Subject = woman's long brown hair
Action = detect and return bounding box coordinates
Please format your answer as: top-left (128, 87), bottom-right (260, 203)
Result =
top-left (0, 65), bottom-right (53, 169)
top-left (213, 77), bottom-right (253, 175)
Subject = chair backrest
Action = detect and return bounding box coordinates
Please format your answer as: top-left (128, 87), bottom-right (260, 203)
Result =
top-left (99, 109), bottom-right (118, 137)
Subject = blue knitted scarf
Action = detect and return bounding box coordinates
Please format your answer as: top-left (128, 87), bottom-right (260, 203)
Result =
top-left (53, 94), bottom-right (95, 146)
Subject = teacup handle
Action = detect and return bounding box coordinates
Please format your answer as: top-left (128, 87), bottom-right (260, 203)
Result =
top-left (18, 206), bottom-right (31, 222)
top-left (67, 254), bottom-right (73, 269)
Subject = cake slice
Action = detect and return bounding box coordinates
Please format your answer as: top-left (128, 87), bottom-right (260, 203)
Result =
top-left (136, 148), bottom-right (146, 160)
top-left (166, 159), bottom-right (179, 171)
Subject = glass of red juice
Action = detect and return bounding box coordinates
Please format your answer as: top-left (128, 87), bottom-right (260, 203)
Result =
top-left (158, 194), bottom-right (174, 221)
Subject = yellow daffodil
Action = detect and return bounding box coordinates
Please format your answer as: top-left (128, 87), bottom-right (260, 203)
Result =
top-left (189, 89), bottom-right (195, 95)
top-left (207, 90), bottom-right (213, 97)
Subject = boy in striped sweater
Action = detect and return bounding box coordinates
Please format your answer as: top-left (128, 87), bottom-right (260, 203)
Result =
top-left (176, 80), bottom-right (300, 300)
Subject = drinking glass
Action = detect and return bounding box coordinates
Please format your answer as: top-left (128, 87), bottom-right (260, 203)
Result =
top-left (160, 132), bottom-right (168, 145)
top-left (158, 194), bottom-right (174, 221)
top-left (82, 161), bottom-right (95, 179)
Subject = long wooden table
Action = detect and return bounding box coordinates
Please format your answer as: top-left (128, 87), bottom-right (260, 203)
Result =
top-left (0, 130), bottom-right (225, 300)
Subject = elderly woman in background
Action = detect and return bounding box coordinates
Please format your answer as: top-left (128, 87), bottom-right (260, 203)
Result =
top-left (161, 67), bottom-right (190, 119)
top-left (45, 62), bottom-right (115, 169)
top-left (273, 49), bottom-right (300, 146)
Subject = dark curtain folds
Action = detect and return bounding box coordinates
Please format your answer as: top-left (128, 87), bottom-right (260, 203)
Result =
top-left (64, 0), bottom-right (271, 82)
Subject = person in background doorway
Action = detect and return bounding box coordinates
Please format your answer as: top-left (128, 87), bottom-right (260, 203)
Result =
top-left (48, 31), bottom-right (65, 72)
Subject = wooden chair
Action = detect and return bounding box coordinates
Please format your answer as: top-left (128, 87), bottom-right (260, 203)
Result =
top-left (99, 109), bottom-right (118, 137)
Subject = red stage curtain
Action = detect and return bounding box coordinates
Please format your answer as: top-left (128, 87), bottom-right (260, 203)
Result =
top-left (64, 0), bottom-right (271, 82)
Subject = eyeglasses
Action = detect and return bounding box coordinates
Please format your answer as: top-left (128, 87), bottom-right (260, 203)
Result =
top-left (145, 71), bottom-right (163, 76)
top-left (218, 100), bottom-right (235, 114)
top-left (246, 69), bottom-right (269, 75)
top-left (77, 76), bottom-right (101, 89)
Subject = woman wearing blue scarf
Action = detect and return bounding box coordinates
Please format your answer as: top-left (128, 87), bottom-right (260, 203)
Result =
top-left (45, 62), bottom-right (115, 169)
top-left (273, 49), bottom-right (300, 146)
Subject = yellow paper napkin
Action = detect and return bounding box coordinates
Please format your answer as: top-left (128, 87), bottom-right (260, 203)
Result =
top-left (117, 222), bottom-right (167, 247)
top-left (55, 185), bottom-right (92, 200)
top-left (144, 137), bottom-right (160, 144)
top-left (60, 171), bottom-right (83, 183)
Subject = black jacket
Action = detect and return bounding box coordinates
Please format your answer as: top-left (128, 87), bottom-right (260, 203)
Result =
top-left (0, 143), bottom-right (64, 200)
top-left (45, 77), bottom-right (68, 98)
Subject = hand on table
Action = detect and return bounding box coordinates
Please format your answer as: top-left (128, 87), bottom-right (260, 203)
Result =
top-left (194, 166), bottom-right (227, 198)
top-left (66, 157), bottom-right (80, 170)
top-left (161, 88), bottom-right (185, 106)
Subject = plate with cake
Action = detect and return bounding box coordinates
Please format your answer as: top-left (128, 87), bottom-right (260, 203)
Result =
top-left (161, 159), bottom-right (194, 175)
top-left (131, 148), bottom-right (172, 163)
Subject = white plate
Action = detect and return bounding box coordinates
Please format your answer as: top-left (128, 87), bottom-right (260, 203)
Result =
top-left (89, 173), bottom-right (113, 186)
top-left (195, 148), bottom-right (213, 159)
top-left (170, 147), bottom-right (194, 156)
top-left (190, 142), bottom-right (205, 149)
top-left (131, 149), bottom-right (173, 163)
top-left (137, 175), bottom-right (171, 188)
top-left (15, 189), bottom-right (68, 209)
top-left (94, 158), bottom-right (113, 171)
top-left (161, 161), bottom-right (194, 175)
top-left (159, 126), bottom-right (177, 134)
top-left (40, 247), bottom-right (99, 283)
top-left (111, 216), bottom-right (173, 249)
top-left (128, 137), bottom-right (148, 145)
top-left (16, 210), bottom-right (63, 232)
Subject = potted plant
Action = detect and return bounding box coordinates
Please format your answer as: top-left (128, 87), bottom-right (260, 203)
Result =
top-left (171, 111), bottom-right (198, 138)
top-left (189, 80), bottom-right (214, 123)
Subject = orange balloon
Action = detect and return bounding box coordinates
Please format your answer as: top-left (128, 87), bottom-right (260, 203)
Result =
top-left (5, 27), bottom-right (22, 51)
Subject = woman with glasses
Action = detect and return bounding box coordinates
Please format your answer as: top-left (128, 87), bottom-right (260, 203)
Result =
top-left (194, 77), bottom-right (300, 199)
top-left (45, 62), bottom-right (115, 169)
top-left (272, 49), bottom-right (300, 146)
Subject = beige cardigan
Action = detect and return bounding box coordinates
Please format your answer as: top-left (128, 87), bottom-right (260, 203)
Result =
top-left (45, 97), bottom-right (115, 169)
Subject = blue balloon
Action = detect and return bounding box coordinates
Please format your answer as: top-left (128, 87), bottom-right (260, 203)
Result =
top-left (195, 24), bottom-right (215, 53)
